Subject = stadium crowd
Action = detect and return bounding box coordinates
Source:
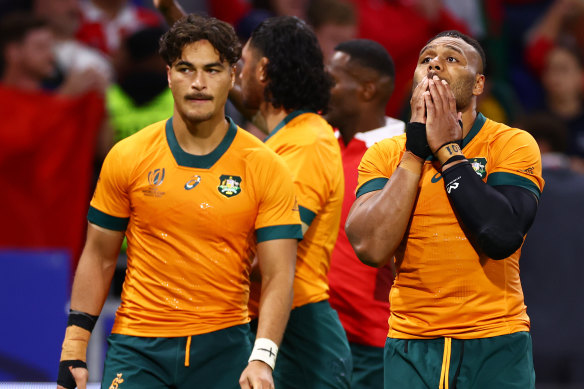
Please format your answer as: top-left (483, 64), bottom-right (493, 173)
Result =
top-left (1, 0), bottom-right (583, 388)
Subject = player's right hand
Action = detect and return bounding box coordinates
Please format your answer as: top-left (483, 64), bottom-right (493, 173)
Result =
top-left (409, 76), bottom-right (429, 124)
top-left (57, 363), bottom-right (89, 389)
top-left (239, 360), bottom-right (274, 389)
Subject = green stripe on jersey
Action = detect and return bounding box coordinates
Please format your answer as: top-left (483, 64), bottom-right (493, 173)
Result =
top-left (88, 206), bottom-right (129, 231)
top-left (356, 177), bottom-right (388, 198)
top-left (256, 224), bottom-right (303, 243)
top-left (487, 172), bottom-right (541, 199)
top-left (298, 206), bottom-right (316, 227)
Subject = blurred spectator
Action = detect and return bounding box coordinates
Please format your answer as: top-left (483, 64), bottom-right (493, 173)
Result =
top-left (519, 112), bottom-right (584, 387)
top-left (531, 40), bottom-right (584, 172)
top-left (306, 0), bottom-right (357, 64)
top-left (325, 39), bottom-right (404, 389)
top-left (107, 26), bottom-right (172, 142)
top-left (76, 0), bottom-right (163, 55)
top-left (350, 0), bottom-right (469, 118)
top-left (32, 0), bottom-right (112, 91)
top-left (0, 13), bottom-right (105, 270)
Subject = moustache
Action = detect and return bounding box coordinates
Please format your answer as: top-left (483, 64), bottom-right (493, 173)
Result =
top-left (185, 94), bottom-right (213, 100)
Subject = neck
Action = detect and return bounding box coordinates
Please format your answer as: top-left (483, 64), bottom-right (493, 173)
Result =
top-left (1, 68), bottom-right (42, 92)
top-left (172, 109), bottom-right (229, 155)
top-left (340, 106), bottom-right (386, 145)
top-left (547, 96), bottom-right (582, 118)
top-left (261, 103), bottom-right (292, 134)
top-left (460, 102), bottom-right (478, 139)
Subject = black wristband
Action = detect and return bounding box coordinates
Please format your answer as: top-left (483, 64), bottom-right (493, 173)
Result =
top-left (57, 360), bottom-right (87, 389)
top-left (442, 154), bottom-right (466, 167)
top-left (67, 310), bottom-right (99, 332)
top-left (405, 122), bottom-right (432, 159)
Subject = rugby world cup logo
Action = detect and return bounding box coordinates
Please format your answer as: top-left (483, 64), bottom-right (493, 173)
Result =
top-left (148, 168), bottom-right (165, 186)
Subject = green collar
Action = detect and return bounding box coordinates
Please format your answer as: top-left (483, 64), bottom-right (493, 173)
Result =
top-left (426, 112), bottom-right (487, 161)
top-left (263, 110), bottom-right (311, 143)
top-left (165, 116), bottom-right (237, 169)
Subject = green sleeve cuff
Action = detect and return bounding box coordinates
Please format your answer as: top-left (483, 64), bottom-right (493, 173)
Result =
top-left (87, 206), bottom-right (129, 231)
top-left (298, 206), bottom-right (316, 227)
top-left (356, 177), bottom-right (388, 198)
top-left (256, 224), bottom-right (303, 243)
top-left (487, 172), bottom-right (541, 199)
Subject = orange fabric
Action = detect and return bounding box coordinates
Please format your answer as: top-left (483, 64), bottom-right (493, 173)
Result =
top-left (357, 116), bottom-right (544, 339)
top-left (92, 119), bottom-right (300, 337)
top-left (250, 112), bottom-right (344, 315)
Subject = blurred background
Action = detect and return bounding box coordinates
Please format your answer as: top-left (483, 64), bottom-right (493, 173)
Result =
top-left (0, 0), bottom-right (583, 388)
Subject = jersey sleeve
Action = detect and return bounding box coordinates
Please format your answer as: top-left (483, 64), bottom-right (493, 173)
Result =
top-left (486, 129), bottom-right (545, 199)
top-left (88, 142), bottom-right (131, 231)
top-left (284, 140), bottom-right (338, 227)
top-left (356, 139), bottom-right (401, 198)
top-left (255, 153), bottom-right (302, 243)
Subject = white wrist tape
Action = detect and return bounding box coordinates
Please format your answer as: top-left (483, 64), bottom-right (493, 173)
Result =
top-left (248, 337), bottom-right (279, 370)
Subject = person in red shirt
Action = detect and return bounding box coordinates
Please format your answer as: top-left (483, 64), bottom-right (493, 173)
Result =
top-left (325, 39), bottom-right (404, 389)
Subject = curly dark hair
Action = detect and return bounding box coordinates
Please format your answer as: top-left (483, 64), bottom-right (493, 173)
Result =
top-left (249, 16), bottom-right (332, 113)
top-left (159, 14), bottom-right (241, 66)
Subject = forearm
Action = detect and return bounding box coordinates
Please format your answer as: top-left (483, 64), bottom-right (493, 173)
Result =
top-left (70, 224), bottom-right (122, 315)
top-left (346, 152), bottom-right (422, 267)
top-left (157, 0), bottom-right (186, 26)
top-left (255, 272), bottom-right (293, 345)
top-left (441, 161), bottom-right (538, 259)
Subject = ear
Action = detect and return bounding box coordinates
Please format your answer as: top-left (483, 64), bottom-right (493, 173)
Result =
top-left (361, 81), bottom-right (376, 101)
top-left (230, 64), bottom-right (236, 89)
top-left (473, 74), bottom-right (485, 96)
top-left (166, 65), bottom-right (172, 88)
top-left (257, 57), bottom-right (269, 84)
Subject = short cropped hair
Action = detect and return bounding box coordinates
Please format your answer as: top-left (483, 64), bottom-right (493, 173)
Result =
top-left (159, 14), bottom-right (241, 66)
top-left (428, 30), bottom-right (486, 74)
top-left (334, 39), bottom-right (395, 79)
top-left (0, 12), bottom-right (48, 76)
top-left (250, 16), bottom-right (332, 113)
top-left (307, 0), bottom-right (356, 29)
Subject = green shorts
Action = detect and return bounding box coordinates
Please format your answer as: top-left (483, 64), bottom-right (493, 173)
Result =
top-left (252, 300), bottom-right (352, 388)
top-left (384, 332), bottom-right (535, 389)
top-left (350, 342), bottom-right (384, 389)
top-left (101, 324), bottom-right (251, 389)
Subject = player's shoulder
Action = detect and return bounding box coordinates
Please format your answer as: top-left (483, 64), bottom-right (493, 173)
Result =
top-left (232, 124), bottom-right (289, 168)
top-left (108, 119), bottom-right (168, 159)
top-left (481, 115), bottom-right (538, 147)
top-left (287, 111), bottom-right (336, 146)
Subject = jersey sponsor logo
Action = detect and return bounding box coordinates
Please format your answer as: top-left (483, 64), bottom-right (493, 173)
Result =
top-left (143, 168), bottom-right (166, 197)
top-left (184, 175), bottom-right (201, 190)
top-left (519, 166), bottom-right (535, 175)
top-left (431, 157), bottom-right (488, 184)
top-left (468, 158), bottom-right (487, 178)
top-left (431, 172), bottom-right (443, 183)
top-left (218, 175), bottom-right (242, 197)
top-left (108, 373), bottom-right (124, 389)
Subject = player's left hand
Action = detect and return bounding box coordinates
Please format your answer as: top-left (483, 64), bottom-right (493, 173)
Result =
top-left (239, 361), bottom-right (274, 389)
top-left (424, 75), bottom-right (462, 153)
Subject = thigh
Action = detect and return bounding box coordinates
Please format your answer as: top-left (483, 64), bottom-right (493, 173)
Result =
top-left (455, 332), bottom-right (535, 389)
top-left (384, 338), bottom-right (445, 389)
top-left (101, 334), bottom-right (171, 389)
top-left (179, 324), bottom-right (252, 389)
top-left (274, 301), bottom-right (353, 389)
top-left (350, 342), bottom-right (384, 389)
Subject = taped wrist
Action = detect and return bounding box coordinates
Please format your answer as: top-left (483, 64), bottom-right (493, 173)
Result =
top-left (248, 337), bottom-right (279, 370)
top-left (442, 162), bottom-right (525, 260)
top-left (58, 310), bottom-right (97, 388)
top-left (405, 122), bottom-right (432, 159)
top-left (57, 360), bottom-right (87, 389)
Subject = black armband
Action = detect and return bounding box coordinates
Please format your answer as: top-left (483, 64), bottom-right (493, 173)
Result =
top-left (67, 310), bottom-right (99, 332)
top-left (57, 360), bottom-right (87, 389)
top-left (442, 162), bottom-right (538, 260)
top-left (405, 122), bottom-right (432, 159)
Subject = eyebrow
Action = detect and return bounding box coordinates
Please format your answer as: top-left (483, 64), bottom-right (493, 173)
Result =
top-left (419, 44), bottom-right (464, 57)
top-left (174, 60), bottom-right (226, 69)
